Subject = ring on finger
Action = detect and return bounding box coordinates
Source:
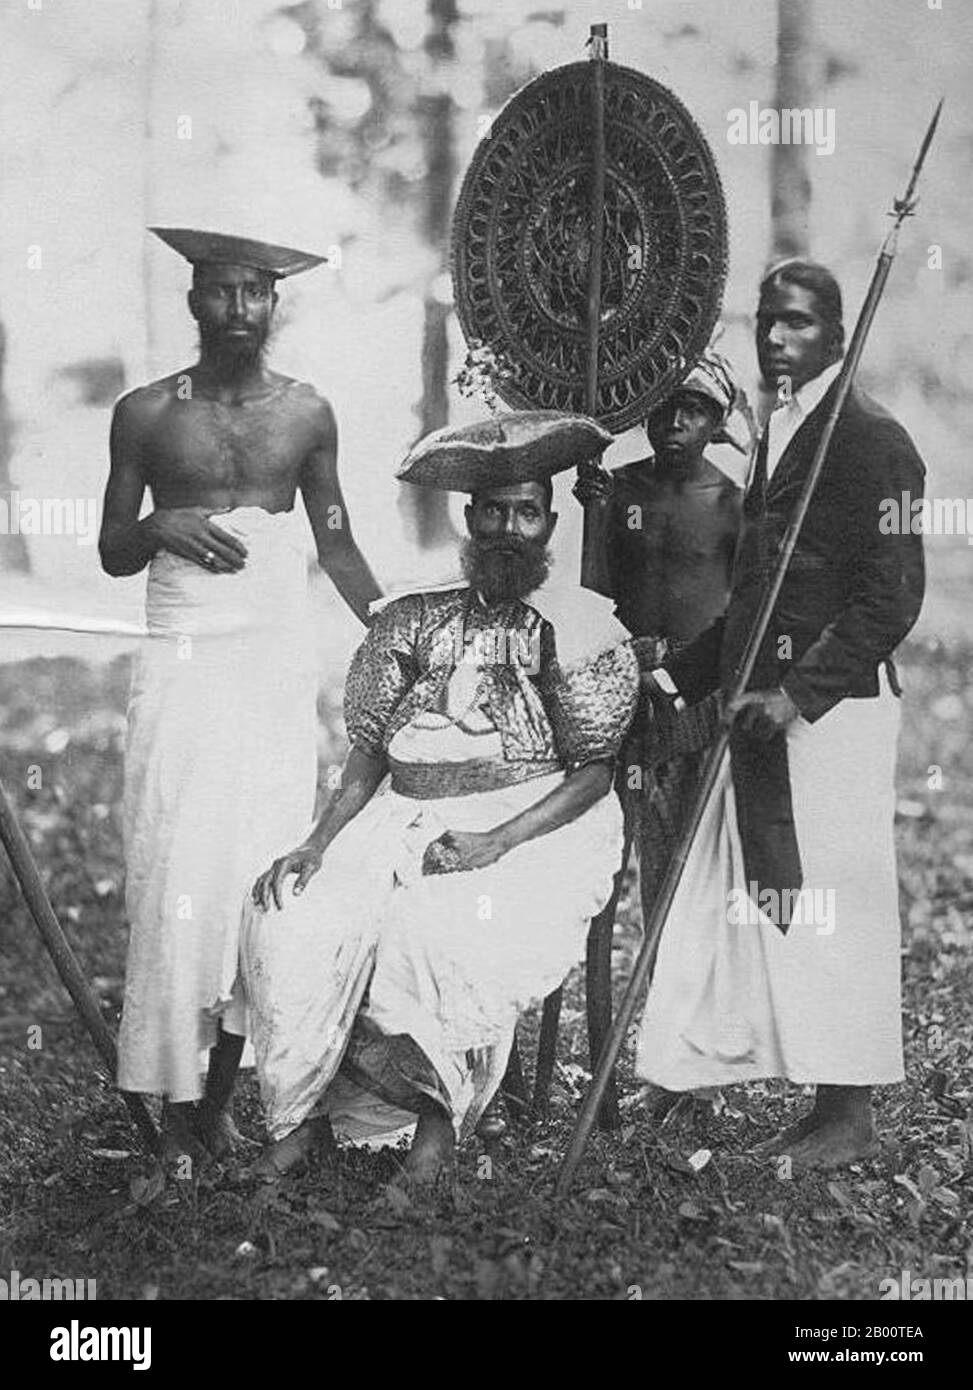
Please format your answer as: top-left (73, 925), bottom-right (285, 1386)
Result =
top-left (203, 549), bottom-right (216, 567)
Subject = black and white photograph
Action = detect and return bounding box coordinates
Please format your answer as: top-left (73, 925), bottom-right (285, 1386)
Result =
top-left (0, 0), bottom-right (970, 1338)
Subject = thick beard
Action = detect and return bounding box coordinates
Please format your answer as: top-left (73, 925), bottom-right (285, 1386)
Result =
top-left (198, 323), bottom-right (270, 378)
top-left (461, 535), bottom-right (551, 603)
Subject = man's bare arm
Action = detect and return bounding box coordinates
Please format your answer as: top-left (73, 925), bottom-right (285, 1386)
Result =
top-left (252, 746), bottom-right (387, 910)
top-left (100, 392), bottom-right (248, 577)
top-left (99, 395), bottom-right (160, 576)
top-left (300, 399), bottom-right (382, 624)
top-left (429, 761), bottom-right (614, 873)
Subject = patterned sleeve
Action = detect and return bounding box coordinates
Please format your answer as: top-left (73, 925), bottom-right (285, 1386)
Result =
top-left (542, 640), bottom-right (640, 769)
top-left (343, 595), bottom-right (422, 755)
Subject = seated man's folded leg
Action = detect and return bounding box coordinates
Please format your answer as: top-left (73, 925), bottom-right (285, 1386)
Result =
top-left (240, 833), bottom-right (386, 1147)
top-left (359, 798), bottom-right (622, 1144)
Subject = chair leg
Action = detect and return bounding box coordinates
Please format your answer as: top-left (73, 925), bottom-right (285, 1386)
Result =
top-left (584, 826), bottom-right (634, 1130)
top-left (530, 987), bottom-right (562, 1119)
top-left (500, 1033), bottom-right (530, 1127)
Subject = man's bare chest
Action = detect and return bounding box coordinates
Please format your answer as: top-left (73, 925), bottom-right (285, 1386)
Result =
top-left (145, 396), bottom-right (316, 492)
top-left (616, 487), bottom-right (734, 565)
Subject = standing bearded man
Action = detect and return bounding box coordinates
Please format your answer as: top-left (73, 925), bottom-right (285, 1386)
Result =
top-left (636, 260), bottom-right (925, 1167)
top-left (99, 229), bottom-right (381, 1159)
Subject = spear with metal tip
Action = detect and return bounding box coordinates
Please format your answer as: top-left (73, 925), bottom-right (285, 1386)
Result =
top-left (557, 99), bottom-right (943, 1197)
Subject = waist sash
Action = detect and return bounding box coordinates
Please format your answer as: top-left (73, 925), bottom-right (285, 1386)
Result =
top-left (389, 756), bottom-right (560, 800)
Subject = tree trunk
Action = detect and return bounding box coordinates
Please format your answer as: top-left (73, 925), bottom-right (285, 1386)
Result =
top-left (771, 0), bottom-right (814, 260)
top-left (401, 0), bottom-right (458, 550)
top-left (0, 320), bottom-right (30, 575)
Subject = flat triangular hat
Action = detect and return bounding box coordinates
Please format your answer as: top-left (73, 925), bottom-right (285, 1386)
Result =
top-left (149, 227), bottom-right (327, 278)
top-left (396, 411), bottom-right (614, 492)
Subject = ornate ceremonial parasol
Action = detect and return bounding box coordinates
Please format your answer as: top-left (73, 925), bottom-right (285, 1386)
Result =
top-left (451, 30), bottom-right (728, 434)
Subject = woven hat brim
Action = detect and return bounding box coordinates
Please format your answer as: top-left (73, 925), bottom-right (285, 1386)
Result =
top-left (396, 411), bottom-right (613, 491)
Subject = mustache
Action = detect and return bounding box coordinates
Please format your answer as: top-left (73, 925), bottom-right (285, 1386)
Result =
top-left (198, 323), bottom-right (270, 372)
top-left (461, 535), bottom-right (550, 601)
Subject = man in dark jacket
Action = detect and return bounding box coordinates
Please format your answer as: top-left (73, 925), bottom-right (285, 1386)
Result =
top-left (636, 260), bottom-right (925, 1169)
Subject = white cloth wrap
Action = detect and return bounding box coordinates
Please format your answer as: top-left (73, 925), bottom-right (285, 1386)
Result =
top-left (636, 675), bottom-right (904, 1090)
top-left (118, 507), bottom-right (318, 1102)
top-left (241, 728), bottom-right (625, 1142)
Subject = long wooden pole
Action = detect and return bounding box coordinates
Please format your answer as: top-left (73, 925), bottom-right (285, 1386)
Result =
top-left (0, 775), bottom-right (159, 1155)
top-left (557, 101), bottom-right (943, 1196)
top-left (579, 21), bottom-right (609, 590)
top-left (577, 20), bottom-right (623, 1129)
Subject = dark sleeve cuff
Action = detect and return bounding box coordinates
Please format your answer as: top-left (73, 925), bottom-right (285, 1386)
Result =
top-left (781, 671), bottom-right (837, 724)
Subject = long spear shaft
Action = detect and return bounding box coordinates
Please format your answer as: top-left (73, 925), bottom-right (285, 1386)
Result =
top-left (557, 100), bottom-right (943, 1196)
top-left (0, 774), bottom-right (159, 1155)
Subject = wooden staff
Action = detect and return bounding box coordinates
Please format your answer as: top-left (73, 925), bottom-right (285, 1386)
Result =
top-left (537, 20), bottom-right (621, 1130)
top-left (557, 100), bottom-right (944, 1196)
top-left (0, 774), bottom-right (159, 1155)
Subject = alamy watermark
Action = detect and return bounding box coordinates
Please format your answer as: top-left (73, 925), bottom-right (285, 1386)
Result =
top-left (880, 1270), bottom-right (973, 1300)
top-left (727, 882), bottom-right (836, 935)
top-left (0, 491), bottom-right (99, 546)
top-left (432, 624), bottom-right (541, 675)
top-left (0, 1268), bottom-right (96, 1300)
top-left (727, 102), bottom-right (836, 157)
top-left (879, 492), bottom-right (973, 543)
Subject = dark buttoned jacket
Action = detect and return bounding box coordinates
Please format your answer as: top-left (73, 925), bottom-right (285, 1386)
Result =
top-left (667, 379), bottom-right (926, 721)
top-left (661, 376), bottom-right (925, 920)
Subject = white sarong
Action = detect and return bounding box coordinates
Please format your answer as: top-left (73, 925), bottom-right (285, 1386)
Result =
top-left (636, 676), bottom-right (904, 1090)
top-left (118, 507), bottom-right (318, 1102)
top-left (241, 743), bottom-right (625, 1143)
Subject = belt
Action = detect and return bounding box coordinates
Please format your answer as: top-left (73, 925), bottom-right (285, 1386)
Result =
top-left (388, 756), bottom-right (561, 799)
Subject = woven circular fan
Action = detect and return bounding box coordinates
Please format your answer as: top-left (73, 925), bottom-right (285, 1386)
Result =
top-left (452, 61), bottom-right (728, 434)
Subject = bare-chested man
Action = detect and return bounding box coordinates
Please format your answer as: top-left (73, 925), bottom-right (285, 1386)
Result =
top-left (577, 350), bottom-right (745, 925)
top-left (99, 228), bottom-right (381, 1161)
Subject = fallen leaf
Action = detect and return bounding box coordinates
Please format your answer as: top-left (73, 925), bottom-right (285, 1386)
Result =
top-left (917, 1164), bottom-right (939, 1197)
top-left (309, 1209), bottom-right (341, 1233)
top-left (688, 1147), bottom-right (712, 1173)
top-left (384, 1184), bottom-right (412, 1215)
top-left (430, 1236), bottom-right (452, 1276)
top-left (129, 1167), bottom-right (165, 1206)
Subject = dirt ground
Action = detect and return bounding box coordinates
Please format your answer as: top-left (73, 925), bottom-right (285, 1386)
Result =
top-left (0, 639), bottom-right (970, 1300)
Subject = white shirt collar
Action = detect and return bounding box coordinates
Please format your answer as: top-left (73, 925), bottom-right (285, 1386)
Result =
top-left (786, 358), bottom-right (843, 419)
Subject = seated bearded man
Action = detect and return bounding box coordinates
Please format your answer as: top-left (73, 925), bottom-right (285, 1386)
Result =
top-left (241, 429), bottom-right (639, 1180)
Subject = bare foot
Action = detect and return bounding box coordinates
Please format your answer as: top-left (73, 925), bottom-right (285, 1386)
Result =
top-left (252, 1117), bottom-right (335, 1181)
top-left (643, 1086), bottom-right (683, 1126)
top-left (475, 1095), bottom-right (507, 1143)
top-left (750, 1111), bottom-right (818, 1160)
top-left (780, 1116), bottom-right (878, 1170)
top-left (196, 1106), bottom-right (257, 1160)
top-left (160, 1101), bottom-right (207, 1166)
top-left (403, 1108), bottom-right (454, 1184)
top-left (754, 1085), bottom-right (877, 1169)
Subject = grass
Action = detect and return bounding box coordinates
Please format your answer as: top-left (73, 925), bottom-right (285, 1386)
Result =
top-left (0, 641), bottom-right (970, 1301)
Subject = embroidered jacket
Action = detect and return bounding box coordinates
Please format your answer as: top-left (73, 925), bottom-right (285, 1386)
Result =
top-left (345, 586), bottom-right (639, 772)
